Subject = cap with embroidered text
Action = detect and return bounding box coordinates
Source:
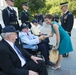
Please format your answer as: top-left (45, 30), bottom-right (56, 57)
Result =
top-left (32, 20), bottom-right (38, 23)
top-left (20, 23), bottom-right (29, 30)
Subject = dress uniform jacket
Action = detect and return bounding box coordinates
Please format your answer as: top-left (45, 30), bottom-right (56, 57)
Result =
top-left (61, 11), bottom-right (74, 36)
top-left (20, 10), bottom-right (31, 28)
top-left (2, 7), bottom-right (20, 30)
top-left (0, 24), bottom-right (2, 34)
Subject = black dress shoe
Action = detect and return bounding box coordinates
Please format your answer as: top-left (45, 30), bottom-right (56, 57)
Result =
top-left (63, 53), bottom-right (69, 57)
top-left (46, 61), bottom-right (55, 66)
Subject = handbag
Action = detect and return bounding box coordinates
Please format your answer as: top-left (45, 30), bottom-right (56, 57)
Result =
top-left (49, 49), bottom-right (59, 63)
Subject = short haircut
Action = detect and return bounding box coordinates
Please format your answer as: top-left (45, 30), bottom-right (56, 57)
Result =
top-left (44, 14), bottom-right (54, 21)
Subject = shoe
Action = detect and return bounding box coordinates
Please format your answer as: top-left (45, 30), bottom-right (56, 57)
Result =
top-left (63, 53), bottom-right (69, 57)
top-left (51, 66), bottom-right (60, 70)
top-left (46, 61), bottom-right (55, 67)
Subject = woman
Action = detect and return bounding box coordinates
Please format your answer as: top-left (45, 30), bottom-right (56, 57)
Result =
top-left (44, 14), bottom-right (73, 70)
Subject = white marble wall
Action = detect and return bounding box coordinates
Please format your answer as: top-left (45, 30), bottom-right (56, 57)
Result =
top-left (0, 0), bottom-right (7, 27)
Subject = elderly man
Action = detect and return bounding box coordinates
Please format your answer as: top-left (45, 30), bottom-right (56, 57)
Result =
top-left (2, 0), bottom-right (20, 30)
top-left (31, 20), bottom-right (42, 36)
top-left (19, 24), bottom-right (54, 66)
top-left (0, 26), bottom-right (48, 75)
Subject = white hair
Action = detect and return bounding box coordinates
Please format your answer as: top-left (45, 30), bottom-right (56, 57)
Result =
top-left (1, 32), bottom-right (13, 39)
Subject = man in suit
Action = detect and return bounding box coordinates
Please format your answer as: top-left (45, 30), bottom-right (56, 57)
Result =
top-left (19, 24), bottom-right (54, 66)
top-left (2, 0), bottom-right (20, 30)
top-left (20, 2), bottom-right (31, 29)
top-left (60, 2), bottom-right (74, 57)
top-left (0, 26), bottom-right (48, 75)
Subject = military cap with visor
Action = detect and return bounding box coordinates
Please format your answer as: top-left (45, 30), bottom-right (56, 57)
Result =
top-left (60, 2), bottom-right (68, 9)
top-left (5, 0), bottom-right (14, 2)
top-left (22, 2), bottom-right (28, 6)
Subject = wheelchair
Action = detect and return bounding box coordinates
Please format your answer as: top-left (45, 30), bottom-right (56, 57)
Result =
top-left (16, 37), bottom-right (42, 56)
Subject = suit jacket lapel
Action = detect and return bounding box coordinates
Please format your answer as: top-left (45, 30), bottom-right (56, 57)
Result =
top-left (3, 40), bottom-right (17, 55)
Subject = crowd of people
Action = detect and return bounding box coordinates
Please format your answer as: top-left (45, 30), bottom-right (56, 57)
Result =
top-left (0, 0), bottom-right (74, 75)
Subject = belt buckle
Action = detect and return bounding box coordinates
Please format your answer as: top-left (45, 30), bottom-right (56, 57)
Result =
top-left (16, 22), bottom-right (18, 24)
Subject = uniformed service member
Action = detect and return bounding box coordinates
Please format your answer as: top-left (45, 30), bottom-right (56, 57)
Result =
top-left (2, 0), bottom-right (20, 30)
top-left (60, 2), bottom-right (74, 36)
top-left (60, 2), bottom-right (74, 57)
top-left (20, 2), bottom-right (31, 29)
top-left (0, 24), bottom-right (2, 35)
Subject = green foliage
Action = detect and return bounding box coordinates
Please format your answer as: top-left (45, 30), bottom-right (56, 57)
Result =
top-left (14, 0), bottom-right (27, 16)
top-left (69, 1), bottom-right (76, 17)
top-left (29, 0), bottom-right (46, 13)
top-left (14, 0), bottom-right (76, 18)
top-left (14, 0), bottom-right (46, 20)
top-left (45, 0), bottom-right (76, 17)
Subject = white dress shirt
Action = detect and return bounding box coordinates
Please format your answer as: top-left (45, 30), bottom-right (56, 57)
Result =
top-left (5, 40), bottom-right (26, 67)
top-left (8, 6), bottom-right (14, 10)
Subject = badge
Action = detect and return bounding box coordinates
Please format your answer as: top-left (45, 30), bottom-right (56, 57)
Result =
top-left (16, 22), bottom-right (18, 24)
top-left (64, 15), bottom-right (67, 19)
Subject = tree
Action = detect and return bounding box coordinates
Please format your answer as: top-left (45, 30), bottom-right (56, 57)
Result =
top-left (14, 0), bottom-right (76, 18)
top-left (29, 0), bottom-right (46, 14)
top-left (14, 0), bottom-right (27, 16)
top-left (14, 0), bottom-right (46, 20)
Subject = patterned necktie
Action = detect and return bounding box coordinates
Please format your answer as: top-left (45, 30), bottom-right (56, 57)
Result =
top-left (27, 33), bottom-right (32, 39)
top-left (14, 45), bottom-right (26, 63)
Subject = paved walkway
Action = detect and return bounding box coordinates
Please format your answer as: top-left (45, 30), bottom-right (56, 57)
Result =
top-left (41, 25), bottom-right (76, 75)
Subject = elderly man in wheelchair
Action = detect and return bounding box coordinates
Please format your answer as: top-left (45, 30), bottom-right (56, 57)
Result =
top-left (19, 23), bottom-right (54, 67)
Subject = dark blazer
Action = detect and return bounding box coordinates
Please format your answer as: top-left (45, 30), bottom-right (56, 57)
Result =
top-left (61, 11), bottom-right (74, 36)
top-left (0, 39), bottom-right (32, 75)
top-left (2, 7), bottom-right (20, 30)
top-left (0, 71), bottom-right (7, 75)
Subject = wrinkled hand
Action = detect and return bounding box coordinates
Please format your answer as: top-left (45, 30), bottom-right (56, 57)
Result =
top-left (31, 56), bottom-right (43, 64)
top-left (39, 35), bottom-right (45, 41)
top-left (53, 46), bottom-right (58, 50)
top-left (39, 32), bottom-right (44, 35)
top-left (29, 70), bottom-right (38, 75)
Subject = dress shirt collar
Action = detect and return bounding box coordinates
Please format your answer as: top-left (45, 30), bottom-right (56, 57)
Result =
top-left (8, 6), bottom-right (14, 10)
top-left (21, 32), bottom-right (27, 34)
top-left (64, 10), bottom-right (69, 14)
top-left (5, 40), bottom-right (14, 48)
top-left (24, 9), bottom-right (27, 12)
